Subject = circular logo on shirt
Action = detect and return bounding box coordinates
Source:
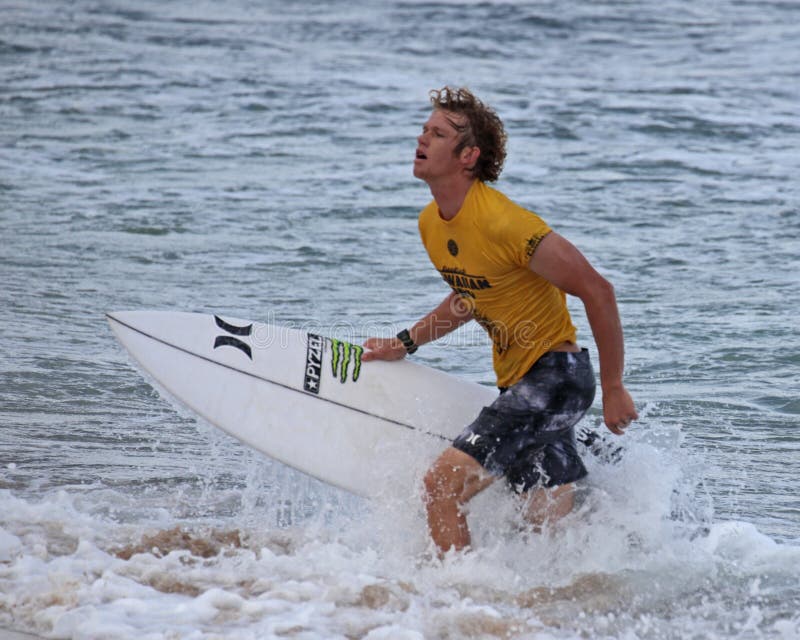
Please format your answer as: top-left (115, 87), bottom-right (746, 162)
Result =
top-left (447, 239), bottom-right (459, 256)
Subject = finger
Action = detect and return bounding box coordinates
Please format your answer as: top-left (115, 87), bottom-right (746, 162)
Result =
top-left (617, 418), bottom-right (632, 431)
top-left (361, 343), bottom-right (380, 360)
top-left (362, 348), bottom-right (385, 362)
top-left (605, 419), bottom-right (630, 435)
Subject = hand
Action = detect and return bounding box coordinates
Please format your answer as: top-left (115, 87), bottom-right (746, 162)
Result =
top-left (362, 336), bottom-right (407, 362)
top-left (602, 385), bottom-right (638, 435)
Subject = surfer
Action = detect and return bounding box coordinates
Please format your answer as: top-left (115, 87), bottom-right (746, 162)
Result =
top-left (363, 87), bottom-right (637, 555)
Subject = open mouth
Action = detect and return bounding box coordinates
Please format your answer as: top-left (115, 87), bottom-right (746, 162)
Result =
top-left (415, 150), bottom-right (427, 160)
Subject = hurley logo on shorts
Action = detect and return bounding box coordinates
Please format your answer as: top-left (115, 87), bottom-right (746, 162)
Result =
top-left (465, 432), bottom-right (482, 445)
top-left (304, 333), bottom-right (325, 394)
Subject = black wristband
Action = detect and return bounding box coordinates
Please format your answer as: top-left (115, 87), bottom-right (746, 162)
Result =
top-left (396, 329), bottom-right (418, 355)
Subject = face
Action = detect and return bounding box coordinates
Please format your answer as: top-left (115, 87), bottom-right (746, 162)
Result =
top-left (413, 109), bottom-right (475, 184)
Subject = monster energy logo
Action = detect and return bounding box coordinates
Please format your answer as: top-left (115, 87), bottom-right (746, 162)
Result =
top-left (330, 338), bottom-right (363, 384)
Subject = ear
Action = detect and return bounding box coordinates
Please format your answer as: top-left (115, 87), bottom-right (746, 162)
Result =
top-left (461, 146), bottom-right (481, 170)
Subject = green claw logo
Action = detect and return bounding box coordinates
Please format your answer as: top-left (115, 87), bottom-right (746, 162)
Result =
top-left (330, 339), bottom-right (363, 383)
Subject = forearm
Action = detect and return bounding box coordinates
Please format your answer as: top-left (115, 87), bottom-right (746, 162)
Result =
top-left (408, 291), bottom-right (473, 347)
top-left (582, 279), bottom-right (625, 393)
top-left (362, 291), bottom-right (472, 362)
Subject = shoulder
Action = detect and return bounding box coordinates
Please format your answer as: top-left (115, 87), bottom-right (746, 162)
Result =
top-left (418, 199), bottom-right (438, 224)
top-left (418, 199), bottom-right (439, 239)
top-left (473, 183), bottom-right (549, 235)
top-left (419, 199), bottom-right (437, 218)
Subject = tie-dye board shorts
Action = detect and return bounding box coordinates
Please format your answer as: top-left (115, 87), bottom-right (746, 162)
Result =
top-left (453, 349), bottom-right (597, 493)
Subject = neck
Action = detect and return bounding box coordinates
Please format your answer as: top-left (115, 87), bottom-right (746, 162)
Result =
top-left (428, 177), bottom-right (476, 220)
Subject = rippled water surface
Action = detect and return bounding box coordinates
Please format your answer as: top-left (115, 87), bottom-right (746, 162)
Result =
top-left (1, 1), bottom-right (799, 638)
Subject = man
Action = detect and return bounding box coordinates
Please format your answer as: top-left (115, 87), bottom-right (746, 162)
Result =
top-left (363, 87), bottom-right (637, 554)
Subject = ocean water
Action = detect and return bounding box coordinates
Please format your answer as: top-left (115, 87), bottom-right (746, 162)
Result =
top-left (1, 0), bottom-right (799, 638)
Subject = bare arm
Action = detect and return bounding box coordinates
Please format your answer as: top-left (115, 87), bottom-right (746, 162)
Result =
top-left (362, 291), bottom-right (473, 362)
top-left (528, 232), bottom-right (638, 434)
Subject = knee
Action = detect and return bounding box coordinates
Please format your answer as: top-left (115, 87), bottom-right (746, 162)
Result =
top-left (423, 455), bottom-right (474, 507)
top-left (423, 461), bottom-right (464, 505)
top-left (423, 450), bottom-right (483, 506)
top-left (523, 483), bottom-right (576, 526)
top-left (423, 448), bottom-right (492, 508)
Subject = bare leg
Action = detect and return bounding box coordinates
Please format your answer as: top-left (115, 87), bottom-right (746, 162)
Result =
top-left (423, 447), bottom-right (495, 554)
top-left (521, 483), bottom-right (576, 533)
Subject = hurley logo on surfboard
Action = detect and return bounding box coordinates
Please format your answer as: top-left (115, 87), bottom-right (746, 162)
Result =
top-left (304, 334), bottom-right (363, 394)
top-left (213, 315), bottom-right (253, 359)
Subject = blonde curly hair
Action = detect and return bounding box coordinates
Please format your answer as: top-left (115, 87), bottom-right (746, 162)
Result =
top-left (429, 86), bottom-right (507, 182)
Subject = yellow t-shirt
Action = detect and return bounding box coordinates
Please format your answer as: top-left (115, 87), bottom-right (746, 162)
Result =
top-left (418, 180), bottom-right (577, 388)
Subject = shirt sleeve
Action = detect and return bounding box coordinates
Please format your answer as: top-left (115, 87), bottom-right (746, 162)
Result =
top-left (490, 204), bottom-right (552, 268)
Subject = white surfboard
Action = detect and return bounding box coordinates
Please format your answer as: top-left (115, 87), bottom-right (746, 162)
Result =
top-left (106, 310), bottom-right (497, 498)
